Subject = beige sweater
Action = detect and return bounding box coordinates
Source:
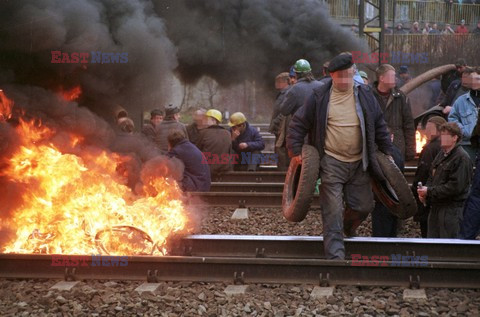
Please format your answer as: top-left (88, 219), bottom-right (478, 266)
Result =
top-left (324, 85), bottom-right (362, 162)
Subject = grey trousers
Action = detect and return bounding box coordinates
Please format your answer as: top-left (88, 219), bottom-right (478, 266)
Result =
top-left (275, 146), bottom-right (290, 171)
top-left (319, 154), bottom-right (374, 259)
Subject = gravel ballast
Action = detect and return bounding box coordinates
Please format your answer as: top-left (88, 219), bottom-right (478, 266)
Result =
top-left (198, 207), bottom-right (421, 238)
top-left (2, 206), bottom-right (477, 316)
top-left (0, 279), bottom-right (478, 316)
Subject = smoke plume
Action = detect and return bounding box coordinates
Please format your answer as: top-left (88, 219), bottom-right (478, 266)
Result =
top-left (155, 0), bottom-right (368, 86)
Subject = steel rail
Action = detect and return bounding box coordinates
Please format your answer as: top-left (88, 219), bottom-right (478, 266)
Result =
top-left (209, 182), bottom-right (415, 192)
top-left (171, 235), bottom-right (480, 262)
top-left (189, 192), bottom-right (321, 208)
top-left (212, 169), bottom-right (416, 184)
top-left (0, 253), bottom-right (479, 288)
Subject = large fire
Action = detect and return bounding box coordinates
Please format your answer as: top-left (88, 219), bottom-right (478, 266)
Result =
top-left (0, 89), bottom-right (13, 122)
top-left (0, 92), bottom-right (190, 256)
top-left (416, 130), bottom-right (428, 154)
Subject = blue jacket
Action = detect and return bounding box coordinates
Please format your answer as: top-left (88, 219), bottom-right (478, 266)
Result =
top-left (168, 139), bottom-right (211, 192)
top-left (280, 78), bottom-right (325, 116)
top-left (287, 78), bottom-right (393, 182)
top-left (231, 122), bottom-right (265, 153)
top-left (448, 92), bottom-right (477, 145)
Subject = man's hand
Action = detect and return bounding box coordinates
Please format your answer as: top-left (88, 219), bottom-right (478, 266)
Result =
top-left (387, 155), bottom-right (395, 164)
top-left (238, 142), bottom-right (248, 150)
top-left (417, 186), bottom-right (428, 204)
top-left (293, 154), bottom-right (302, 165)
top-left (442, 106), bottom-right (452, 115)
top-left (231, 129), bottom-right (240, 140)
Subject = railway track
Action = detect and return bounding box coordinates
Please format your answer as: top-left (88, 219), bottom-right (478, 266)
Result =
top-left (212, 167), bottom-right (416, 184)
top-left (1, 236), bottom-right (479, 288)
top-left (194, 167), bottom-right (417, 207)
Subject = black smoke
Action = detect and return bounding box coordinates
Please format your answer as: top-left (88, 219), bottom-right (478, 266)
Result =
top-left (0, 0), bottom-right (177, 121)
top-left (155, 0), bottom-right (368, 86)
top-left (0, 0), bottom-right (367, 115)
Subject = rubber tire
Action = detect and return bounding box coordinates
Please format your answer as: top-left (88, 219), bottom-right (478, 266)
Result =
top-left (283, 144), bottom-right (320, 222)
top-left (372, 151), bottom-right (418, 219)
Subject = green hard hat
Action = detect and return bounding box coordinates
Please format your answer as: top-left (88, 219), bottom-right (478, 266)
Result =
top-left (293, 59), bottom-right (312, 73)
top-left (358, 71), bottom-right (368, 79)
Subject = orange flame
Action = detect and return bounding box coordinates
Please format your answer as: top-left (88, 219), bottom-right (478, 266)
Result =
top-left (416, 130), bottom-right (428, 154)
top-left (0, 89), bottom-right (14, 121)
top-left (60, 86), bottom-right (82, 101)
top-left (1, 95), bottom-right (190, 256)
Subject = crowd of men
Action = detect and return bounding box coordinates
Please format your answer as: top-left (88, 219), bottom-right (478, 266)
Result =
top-left (115, 103), bottom-right (265, 194)
top-left (270, 53), bottom-right (480, 258)
top-left (115, 52), bottom-right (479, 255)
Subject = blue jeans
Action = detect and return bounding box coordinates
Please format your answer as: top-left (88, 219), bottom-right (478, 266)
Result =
top-left (319, 154), bottom-right (374, 259)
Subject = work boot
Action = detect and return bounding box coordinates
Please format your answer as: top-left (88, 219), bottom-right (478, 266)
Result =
top-left (343, 207), bottom-right (369, 237)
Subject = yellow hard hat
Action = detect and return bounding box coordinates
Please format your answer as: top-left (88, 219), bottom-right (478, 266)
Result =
top-left (228, 112), bottom-right (247, 127)
top-left (206, 109), bottom-right (222, 123)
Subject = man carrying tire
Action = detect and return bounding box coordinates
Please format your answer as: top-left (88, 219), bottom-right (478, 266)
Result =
top-left (287, 53), bottom-right (393, 260)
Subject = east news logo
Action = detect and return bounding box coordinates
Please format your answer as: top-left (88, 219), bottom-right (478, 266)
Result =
top-left (51, 51), bottom-right (128, 64)
top-left (351, 254), bottom-right (429, 267)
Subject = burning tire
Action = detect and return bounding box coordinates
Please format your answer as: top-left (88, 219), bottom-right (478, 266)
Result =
top-left (283, 144), bottom-right (320, 222)
top-left (372, 151), bottom-right (418, 219)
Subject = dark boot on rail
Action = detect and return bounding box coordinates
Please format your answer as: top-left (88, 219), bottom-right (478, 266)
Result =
top-left (343, 207), bottom-right (369, 237)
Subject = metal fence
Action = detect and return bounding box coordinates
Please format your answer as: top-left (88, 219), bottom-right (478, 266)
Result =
top-left (326, 0), bottom-right (480, 25)
top-left (361, 34), bottom-right (480, 71)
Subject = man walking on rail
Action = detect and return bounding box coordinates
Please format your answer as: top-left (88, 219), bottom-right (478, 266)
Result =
top-left (287, 53), bottom-right (393, 260)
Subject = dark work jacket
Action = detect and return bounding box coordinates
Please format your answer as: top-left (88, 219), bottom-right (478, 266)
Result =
top-left (426, 144), bottom-right (473, 206)
top-left (269, 86), bottom-right (289, 135)
top-left (156, 119), bottom-right (188, 152)
top-left (287, 79), bottom-right (393, 182)
top-left (197, 125), bottom-right (233, 176)
top-left (372, 83), bottom-right (416, 161)
top-left (231, 122), bottom-right (265, 153)
top-left (440, 79), bottom-right (469, 108)
top-left (441, 69), bottom-right (461, 94)
top-left (141, 122), bottom-right (157, 143)
top-left (186, 123), bottom-right (201, 147)
top-left (168, 139), bottom-right (211, 192)
top-left (280, 78), bottom-right (324, 116)
top-left (412, 136), bottom-right (442, 221)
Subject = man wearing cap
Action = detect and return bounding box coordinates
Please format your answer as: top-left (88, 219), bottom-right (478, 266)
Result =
top-left (287, 53), bottom-right (393, 259)
top-left (197, 109), bottom-right (233, 176)
top-left (358, 71), bottom-right (369, 85)
top-left (229, 112), bottom-right (265, 171)
top-left (456, 20), bottom-right (469, 34)
top-left (396, 66), bottom-right (411, 87)
top-left (156, 104), bottom-right (189, 152)
top-left (269, 72), bottom-right (292, 171)
top-left (142, 109), bottom-right (164, 143)
top-left (373, 64), bottom-right (416, 161)
top-left (280, 59), bottom-right (324, 117)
